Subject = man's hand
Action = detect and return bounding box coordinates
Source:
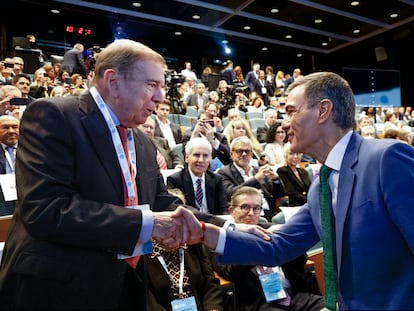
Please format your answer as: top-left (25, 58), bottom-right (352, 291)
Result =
top-left (235, 223), bottom-right (271, 240)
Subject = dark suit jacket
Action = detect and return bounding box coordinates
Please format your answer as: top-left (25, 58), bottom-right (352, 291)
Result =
top-left (217, 163), bottom-right (281, 221)
top-left (217, 133), bottom-right (414, 310)
top-left (61, 47), bottom-right (87, 76)
top-left (277, 166), bottom-right (311, 206)
top-left (185, 93), bottom-right (209, 108)
top-left (146, 244), bottom-right (223, 311)
top-left (0, 91), bottom-right (181, 309)
top-left (0, 147), bottom-right (16, 216)
top-left (245, 70), bottom-right (258, 92)
top-left (154, 119), bottom-right (183, 145)
top-left (182, 132), bottom-right (231, 168)
top-left (253, 79), bottom-right (274, 106)
top-left (152, 136), bottom-right (183, 169)
top-left (167, 168), bottom-right (228, 215)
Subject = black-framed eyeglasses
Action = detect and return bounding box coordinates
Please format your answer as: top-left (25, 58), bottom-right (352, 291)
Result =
top-left (233, 149), bottom-right (252, 156)
top-left (234, 204), bottom-right (262, 214)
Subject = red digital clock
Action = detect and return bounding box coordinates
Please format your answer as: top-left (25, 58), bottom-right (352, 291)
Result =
top-left (65, 25), bottom-right (92, 36)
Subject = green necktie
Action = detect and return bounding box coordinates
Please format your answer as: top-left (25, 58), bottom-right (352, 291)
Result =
top-left (319, 165), bottom-right (337, 310)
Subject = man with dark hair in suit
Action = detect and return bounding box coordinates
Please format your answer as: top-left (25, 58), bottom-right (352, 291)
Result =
top-left (154, 99), bottom-right (183, 148)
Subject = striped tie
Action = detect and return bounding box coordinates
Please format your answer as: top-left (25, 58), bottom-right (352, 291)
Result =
top-left (319, 165), bottom-right (336, 310)
top-left (156, 150), bottom-right (168, 170)
top-left (195, 178), bottom-right (203, 208)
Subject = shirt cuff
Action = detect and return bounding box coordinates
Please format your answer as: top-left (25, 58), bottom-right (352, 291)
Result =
top-left (215, 227), bottom-right (227, 254)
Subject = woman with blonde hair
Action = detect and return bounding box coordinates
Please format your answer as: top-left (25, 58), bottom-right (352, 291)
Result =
top-left (223, 118), bottom-right (263, 157)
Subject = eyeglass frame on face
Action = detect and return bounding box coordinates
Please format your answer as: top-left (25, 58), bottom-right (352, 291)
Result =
top-left (233, 203), bottom-right (262, 214)
top-left (233, 149), bottom-right (252, 156)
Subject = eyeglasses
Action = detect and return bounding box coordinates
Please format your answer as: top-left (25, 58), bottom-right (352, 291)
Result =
top-left (233, 149), bottom-right (252, 156)
top-left (234, 204), bottom-right (262, 214)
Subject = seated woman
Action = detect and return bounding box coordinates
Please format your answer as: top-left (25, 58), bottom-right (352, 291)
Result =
top-left (276, 143), bottom-right (312, 207)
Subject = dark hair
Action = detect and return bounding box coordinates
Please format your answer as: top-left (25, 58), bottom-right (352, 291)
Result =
top-left (287, 72), bottom-right (356, 130)
top-left (12, 73), bottom-right (31, 84)
top-left (265, 121), bottom-right (284, 143)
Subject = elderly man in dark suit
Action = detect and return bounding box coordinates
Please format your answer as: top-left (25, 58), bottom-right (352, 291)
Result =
top-left (167, 137), bottom-right (228, 215)
top-left (0, 39), bottom-right (203, 310)
top-left (0, 115), bottom-right (19, 216)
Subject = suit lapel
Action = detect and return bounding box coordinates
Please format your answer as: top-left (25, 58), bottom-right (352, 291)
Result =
top-left (79, 92), bottom-right (124, 203)
top-left (335, 132), bottom-right (360, 277)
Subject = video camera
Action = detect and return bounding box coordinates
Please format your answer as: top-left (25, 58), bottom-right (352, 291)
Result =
top-left (164, 70), bottom-right (184, 114)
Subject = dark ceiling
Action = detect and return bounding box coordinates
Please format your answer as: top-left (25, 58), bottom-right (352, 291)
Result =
top-left (2, 0), bottom-right (414, 75)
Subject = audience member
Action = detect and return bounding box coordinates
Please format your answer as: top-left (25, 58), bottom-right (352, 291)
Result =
top-left (12, 73), bottom-right (36, 104)
top-left (220, 60), bottom-right (236, 85)
top-left (274, 70), bottom-right (286, 96)
top-left (185, 82), bottom-right (208, 112)
top-left (204, 102), bottom-right (224, 133)
top-left (212, 186), bottom-right (324, 311)
top-left (226, 107), bottom-right (242, 122)
top-left (284, 67), bottom-right (302, 91)
top-left (167, 137), bottom-right (228, 215)
top-left (247, 95), bottom-right (265, 115)
top-left (217, 136), bottom-right (285, 221)
top-left (11, 56), bottom-right (25, 76)
top-left (277, 143), bottom-right (311, 207)
top-left (233, 65), bottom-right (245, 85)
top-left (223, 118), bottom-right (263, 158)
top-left (153, 99), bottom-right (183, 148)
top-left (245, 62), bottom-right (260, 93)
top-left (183, 111), bottom-right (231, 170)
top-left (0, 115), bottom-right (19, 215)
top-left (180, 61), bottom-right (198, 83)
top-left (383, 111), bottom-right (398, 133)
top-left (359, 125), bottom-right (376, 139)
top-left (254, 70), bottom-right (274, 106)
top-left (256, 108), bottom-right (279, 143)
top-left (138, 116), bottom-right (184, 170)
top-left (0, 85), bottom-right (22, 118)
top-left (61, 42), bottom-right (87, 77)
top-left (29, 67), bottom-right (53, 98)
top-left (263, 121), bottom-right (288, 169)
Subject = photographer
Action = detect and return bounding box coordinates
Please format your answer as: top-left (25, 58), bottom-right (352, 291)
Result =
top-left (164, 69), bottom-right (186, 114)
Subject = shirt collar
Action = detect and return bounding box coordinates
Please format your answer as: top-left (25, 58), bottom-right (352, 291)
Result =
top-left (188, 169), bottom-right (205, 184)
top-left (324, 130), bottom-right (353, 171)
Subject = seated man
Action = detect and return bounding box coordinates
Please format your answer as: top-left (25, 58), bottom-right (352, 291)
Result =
top-left (167, 137), bottom-right (228, 215)
top-left (138, 116), bottom-right (184, 170)
top-left (217, 136), bottom-right (285, 221)
top-left (154, 99), bottom-right (183, 148)
top-left (212, 186), bottom-right (325, 311)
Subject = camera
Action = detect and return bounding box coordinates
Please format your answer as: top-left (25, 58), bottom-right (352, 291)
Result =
top-left (202, 120), bottom-right (215, 127)
top-left (43, 73), bottom-right (48, 77)
top-left (64, 77), bottom-right (72, 84)
top-left (10, 97), bottom-right (30, 106)
top-left (164, 70), bottom-right (184, 114)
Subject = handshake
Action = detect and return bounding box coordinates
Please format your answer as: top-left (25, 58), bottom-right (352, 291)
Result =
top-left (151, 206), bottom-right (271, 250)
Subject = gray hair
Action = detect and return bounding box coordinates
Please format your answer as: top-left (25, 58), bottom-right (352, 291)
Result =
top-left (185, 137), bottom-right (212, 155)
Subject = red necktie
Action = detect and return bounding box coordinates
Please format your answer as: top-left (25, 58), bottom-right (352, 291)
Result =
top-left (116, 125), bottom-right (140, 268)
top-left (156, 150), bottom-right (168, 170)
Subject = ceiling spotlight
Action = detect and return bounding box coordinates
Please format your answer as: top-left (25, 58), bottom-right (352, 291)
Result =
top-left (243, 25), bottom-right (251, 30)
top-left (314, 19), bottom-right (323, 24)
top-left (350, 1), bottom-right (359, 6)
top-left (285, 34), bottom-right (292, 39)
top-left (271, 8), bottom-right (279, 14)
top-left (322, 42), bottom-right (328, 46)
top-left (390, 13), bottom-right (398, 18)
top-left (192, 15), bottom-right (200, 20)
top-left (51, 9), bottom-right (60, 14)
top-left (297, 53), bottom-right (302, 57)
top-left (221, 40), bottom-right (228, 44)
top-left (353, 29), bottom-right (360, 34)
top-left (262, 47), bottom-right (268, 51)
top-left (132, 2), bottom-right (142, 7)
top-left (174, 31), bottom-right (182, 36)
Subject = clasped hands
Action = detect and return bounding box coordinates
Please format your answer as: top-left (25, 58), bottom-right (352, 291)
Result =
top-left (152, 206), bottom-right (271, 250)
